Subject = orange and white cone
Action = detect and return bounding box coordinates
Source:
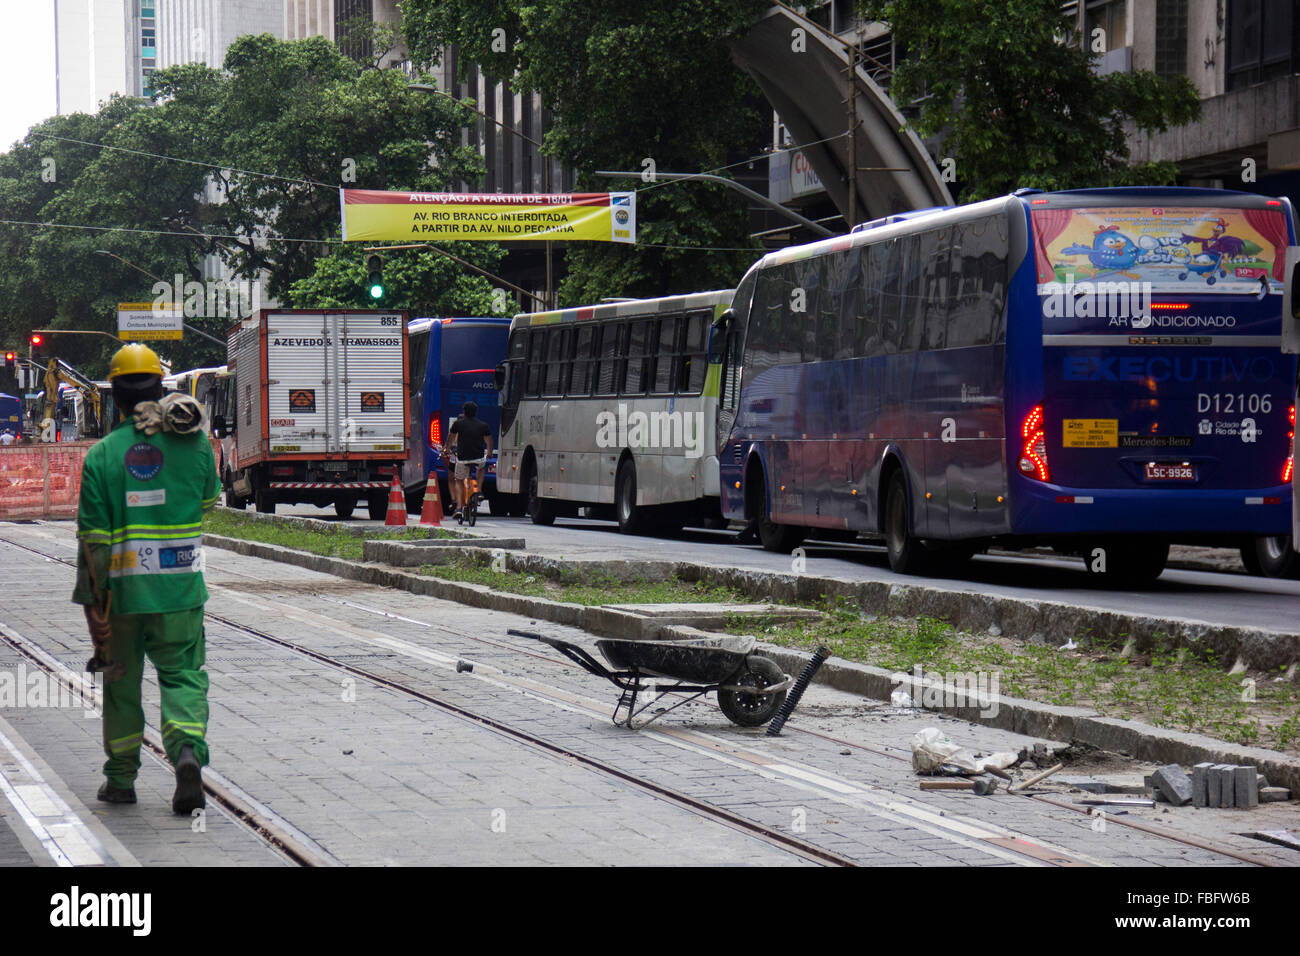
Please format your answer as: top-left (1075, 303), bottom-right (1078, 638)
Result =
top-left (419, 472), bottom-right (443, 527)
top-left (384, 476), bottom-right (407, 526)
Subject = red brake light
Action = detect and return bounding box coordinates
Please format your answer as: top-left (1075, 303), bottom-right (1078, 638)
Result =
top-left (429, 414), bottom-right (442, 448)
top-left (1018, 405), bottom-right (1050, 481)
top-left (1284, 405), bottom-right (1295, 485)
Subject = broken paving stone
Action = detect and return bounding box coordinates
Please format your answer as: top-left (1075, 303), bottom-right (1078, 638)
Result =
top-left (1021, 760), bottom-right (1038, 771)
top-left (1059, 775), bottom-right (1108, 794)
top-left (1260, 787), bottom-right (1291, 803)
top-left (1152, 764), bottom-right (1193, 807)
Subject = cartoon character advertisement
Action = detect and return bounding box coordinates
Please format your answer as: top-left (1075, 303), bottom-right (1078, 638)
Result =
top-left (1033, 207), bottom-right (1288, 296)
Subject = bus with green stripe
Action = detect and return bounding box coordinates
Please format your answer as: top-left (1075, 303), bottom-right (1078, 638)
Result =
top-left (494, 291), bottom-right (733, 533)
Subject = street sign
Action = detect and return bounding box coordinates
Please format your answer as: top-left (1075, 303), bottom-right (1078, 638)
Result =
top-left (117, 302), bottom-right (182, 341)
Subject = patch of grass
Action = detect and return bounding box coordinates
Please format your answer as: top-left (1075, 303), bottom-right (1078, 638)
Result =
top-left (203, 509), bottom-right (445, 560)
top-left (418, 558), bottom-right (754, 607)
top-left (740, 599), bottom-right (1300, 755)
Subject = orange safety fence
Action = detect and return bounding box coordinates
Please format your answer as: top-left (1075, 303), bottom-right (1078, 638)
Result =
top-left (0, 442), bottom-right (94, 519)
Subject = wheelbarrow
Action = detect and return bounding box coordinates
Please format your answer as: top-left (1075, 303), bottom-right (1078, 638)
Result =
top-left (508, 629), bottom-right (791, 729)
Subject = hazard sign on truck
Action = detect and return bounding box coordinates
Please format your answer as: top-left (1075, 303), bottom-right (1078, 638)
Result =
top-left (221, 310), bottom-right (409, 519)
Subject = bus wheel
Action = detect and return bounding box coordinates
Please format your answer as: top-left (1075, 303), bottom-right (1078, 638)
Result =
top-left (884, 472), bottom-right (933, 574)
top-left (1082, 538), bottom-right (1169, 586)
top-left (753, 475), bottom-right (804, 553)
top-left (525, 464), bottom-right (555, 526)
top-left (1243, 535), bottom-right (1300, 579)
top-left (334, 497), bottom-right (356, 520)
top-left (615, 460), bottom-right (647, 534)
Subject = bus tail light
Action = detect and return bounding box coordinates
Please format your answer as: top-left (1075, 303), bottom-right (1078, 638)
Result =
top-left (1018, 405), bottom-right (1050, 481)
top-left (429, 414), bottom-right (442, 448)
top-left (1284, 405), bottom-right (1295, 484)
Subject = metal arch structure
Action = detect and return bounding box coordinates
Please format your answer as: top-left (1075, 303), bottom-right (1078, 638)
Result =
top-left (729, 4), bottom-right (953, 226)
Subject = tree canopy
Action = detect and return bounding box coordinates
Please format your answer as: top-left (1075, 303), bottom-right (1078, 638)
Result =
top-left (400, 0), bottom-right (772, 306)
top-left (859, 0), bottom-right (1202, 200)
top-left (0, 34), bottom-right (503, 376)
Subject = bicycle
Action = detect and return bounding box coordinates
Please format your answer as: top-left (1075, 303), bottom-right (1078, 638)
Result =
top-left (445, 447), bottom-right (487, 527)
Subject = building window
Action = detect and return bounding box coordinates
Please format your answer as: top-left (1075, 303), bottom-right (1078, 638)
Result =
top-left (1227, 0), bottom-right (1298, 90)
top-left (1084, 0), bottom-right (1127, 51)
top-left (1154, 0), bottom-right (1187, 77)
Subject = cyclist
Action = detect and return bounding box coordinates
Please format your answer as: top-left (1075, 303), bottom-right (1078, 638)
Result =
top-left (446, 401), bottom-right (493, 520)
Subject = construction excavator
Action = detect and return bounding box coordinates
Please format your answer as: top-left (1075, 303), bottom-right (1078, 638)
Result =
top-left (34, 357), bottom-right (107, 442)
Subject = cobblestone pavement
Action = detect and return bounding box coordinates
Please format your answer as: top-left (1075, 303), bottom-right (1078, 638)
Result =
top-left (1, 520), bottom-right (1295, 867)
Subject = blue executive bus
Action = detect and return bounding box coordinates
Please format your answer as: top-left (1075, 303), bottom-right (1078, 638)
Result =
top-left (402, 317), bottom-right (513, 514)
top-left (716, 188), bottom-right (1298, 585)
top-left (0, 392), bottom-right (21, 441)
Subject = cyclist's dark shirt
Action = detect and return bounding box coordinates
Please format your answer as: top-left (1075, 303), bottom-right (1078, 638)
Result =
top-left (449, 416), bottom-right (492, 460)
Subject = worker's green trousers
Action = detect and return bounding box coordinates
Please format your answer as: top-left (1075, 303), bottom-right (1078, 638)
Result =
top-left (101, 608), bottom-right (209, 789)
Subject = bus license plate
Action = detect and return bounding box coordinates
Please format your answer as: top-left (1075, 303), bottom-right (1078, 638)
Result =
top-left (1145, 463), bottom-right (1194, 481)
top-left (323, 461), bottom-right (348, 472)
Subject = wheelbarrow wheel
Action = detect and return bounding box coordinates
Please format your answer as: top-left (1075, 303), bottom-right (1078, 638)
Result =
top-left (718, 656), bottom-right (787, 727)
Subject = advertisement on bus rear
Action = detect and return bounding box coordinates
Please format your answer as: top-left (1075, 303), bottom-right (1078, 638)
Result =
top-left (1033, 207), bottom-right (1289, 300)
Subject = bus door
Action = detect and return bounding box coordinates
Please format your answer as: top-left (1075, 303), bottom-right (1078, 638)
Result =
top-left (1034, 204), bottom-right (1294, 533)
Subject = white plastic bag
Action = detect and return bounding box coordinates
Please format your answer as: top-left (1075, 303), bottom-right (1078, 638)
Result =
top-left (910, 727), bottom-right (1017, 775)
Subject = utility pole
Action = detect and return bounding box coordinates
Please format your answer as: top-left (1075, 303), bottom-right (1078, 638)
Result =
top-left (845, 24), bottom-right (865, 231)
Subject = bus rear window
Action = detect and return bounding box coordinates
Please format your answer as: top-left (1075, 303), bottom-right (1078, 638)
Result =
top-left (1033, 206), bottom-right (1288, 312)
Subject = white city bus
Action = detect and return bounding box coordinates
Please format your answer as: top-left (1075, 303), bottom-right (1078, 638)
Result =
top-left (495, 290), bottom-right (733, 533)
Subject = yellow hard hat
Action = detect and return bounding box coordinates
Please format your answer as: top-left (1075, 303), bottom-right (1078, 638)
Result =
top-left (108, 343), bottom-right (163, 380)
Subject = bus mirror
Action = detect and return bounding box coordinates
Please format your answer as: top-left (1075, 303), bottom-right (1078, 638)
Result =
top-left (1284, 247), bottom-right (1300, 355)
top-left (493, 362), bottom-right (507, 391)
top-left (714, 308), bottom-right (735, 330)
top-left (211, 414), bottom-right (227, 437)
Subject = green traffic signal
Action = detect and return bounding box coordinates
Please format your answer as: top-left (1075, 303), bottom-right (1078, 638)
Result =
top-left (366, 254), bottom-right (384, 300)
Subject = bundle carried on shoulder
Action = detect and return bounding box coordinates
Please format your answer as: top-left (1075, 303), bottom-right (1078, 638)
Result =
top-left (132, 393), bottom-right (207, 436)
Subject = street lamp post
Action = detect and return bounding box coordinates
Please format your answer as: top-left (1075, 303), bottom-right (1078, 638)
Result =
top-left (92, 251), bottom-right (227, 348)
top-left (408, 82), bottom-right (555, 310)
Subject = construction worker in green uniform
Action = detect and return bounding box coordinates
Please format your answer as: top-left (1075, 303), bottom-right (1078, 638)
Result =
top-left (72, 343), bottom-right (219, 814)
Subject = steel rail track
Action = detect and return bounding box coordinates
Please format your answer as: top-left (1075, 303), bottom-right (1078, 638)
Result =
top-left (0, 534), bottom-right (855, 867)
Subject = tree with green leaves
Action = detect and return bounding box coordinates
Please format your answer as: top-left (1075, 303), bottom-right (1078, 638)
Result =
top-left (0, 34), bottom-right (502, 376)
top-left (400, 0), bottom-right (772, 305)
top-left (859, 0), bottom-right (1201, 200)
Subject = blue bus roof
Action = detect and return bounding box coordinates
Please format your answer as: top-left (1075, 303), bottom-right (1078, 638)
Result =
top-left (407, 316), bottom-right (512, 335)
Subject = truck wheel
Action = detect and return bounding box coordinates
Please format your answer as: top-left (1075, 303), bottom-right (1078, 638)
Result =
top-left (615, 460), bottom-right (646, 535)
top-left (254, 488), bottom-right (275, 514)
top-left (225, 487), bottom-right (247, 509)
top-left (335, 497), bottom-right (356, 520)
top-left (1242, 535), bottom-right (1300, 579)
top-left (367, 494), bottom-right (386, 521)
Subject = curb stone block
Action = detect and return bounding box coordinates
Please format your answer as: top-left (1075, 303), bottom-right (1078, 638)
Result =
top-left (1152, 764), bottom-right (1193, 806)
top-left (1234, 765), bottom-right (1259, 809)
top-left (1192, 762), bottom-right (1213, 808)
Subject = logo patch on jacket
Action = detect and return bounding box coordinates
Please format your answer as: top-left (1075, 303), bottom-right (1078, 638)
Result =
top-left (124, 443), bottom-right (164, 481)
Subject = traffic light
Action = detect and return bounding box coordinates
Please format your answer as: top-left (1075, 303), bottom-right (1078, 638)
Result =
top-left (29, 334), bottom-right (42, 349)
top-left (28, 334), bottom-right (44, 361)
top-left (366, 254), bottom-right (384, 300)
top-left (3, 351), bottom-right (14, 369)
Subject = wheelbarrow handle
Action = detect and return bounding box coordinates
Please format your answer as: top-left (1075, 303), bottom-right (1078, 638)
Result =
top-left (507, 629), bottom-right (614, 682)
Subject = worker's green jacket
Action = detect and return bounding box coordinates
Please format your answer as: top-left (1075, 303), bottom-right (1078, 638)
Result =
top-left (72, 418), bottom-right (219, 614)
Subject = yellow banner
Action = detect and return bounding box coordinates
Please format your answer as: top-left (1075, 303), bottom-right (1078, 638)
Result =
top-left (340, 189), bottom-right (636, 243)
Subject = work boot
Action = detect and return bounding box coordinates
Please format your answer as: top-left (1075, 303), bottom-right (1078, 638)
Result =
top-left (97, 781), bottom-right (137, 804)
top-left (171, 743), bottom-right (205, 815)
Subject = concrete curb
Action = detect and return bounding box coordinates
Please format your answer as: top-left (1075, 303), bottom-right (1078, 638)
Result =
top-left (203, 533), bottom-right (1300, 794)
top-left (362, 537), bottom-right (527, 566)
top-left (212, 505), bottom-right (466, 540)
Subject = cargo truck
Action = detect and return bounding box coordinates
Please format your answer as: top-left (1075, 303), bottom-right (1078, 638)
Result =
top-left (217, 309), bottom-right (409, 518)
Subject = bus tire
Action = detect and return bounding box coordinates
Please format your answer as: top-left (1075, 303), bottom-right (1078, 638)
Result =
top-left (1243, 535), bottom-right (1300, 579)
top-left (525, 463), bottom-right (555, 526)
top-left (752, 473), bottom-right (804, 553)
top-left (615, 459), bottom-right (647, 535)
top-left (1083, 538), bottom-right (1169, 586)
top-left (884, 471), bottom-right (933, 575)
top-left (334, 497), bottom-right (356, 520)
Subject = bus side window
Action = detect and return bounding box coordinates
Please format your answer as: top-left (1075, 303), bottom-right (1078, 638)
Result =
top-left (595, 323), bottom-right (620, 396)
top-left (654, 315), bottom-right (678, 393)
top-left (571, 325), bottom-right (594, 396)
top-left (854, 244), bottom-right (879, 357)
top-left (887, 236), bottom-right (915, 353)
top-left (526, 329), bottom-right (547, 397)
top-left (624, 320), bottom-right (649, 395)
top-left (679, 312), bottom-right (708, 394)
top-left (920, 229), bottom-right (949, 351)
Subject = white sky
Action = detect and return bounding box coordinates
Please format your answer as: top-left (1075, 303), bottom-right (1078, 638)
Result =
top-left (0, 4), bottom-right (58, 151)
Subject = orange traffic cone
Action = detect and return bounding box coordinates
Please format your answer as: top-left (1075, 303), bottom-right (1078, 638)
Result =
top-left (384, 476), bottom-right (407, 526)
top-left (419, 473), bottom-right (443, 527)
